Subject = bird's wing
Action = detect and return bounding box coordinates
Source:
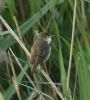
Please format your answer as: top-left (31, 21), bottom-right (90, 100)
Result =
top-left (38, 42), bottom-right (49, 62)
top-left (30, 46), bottom-right (37, 65)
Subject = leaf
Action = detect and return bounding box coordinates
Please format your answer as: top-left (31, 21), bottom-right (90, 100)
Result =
top-left (3, 64), bottom-right (29, 100)
top-left (7, 0), bottom-right (16, 16)
top-left (0, 0), bottom-right (63, 51)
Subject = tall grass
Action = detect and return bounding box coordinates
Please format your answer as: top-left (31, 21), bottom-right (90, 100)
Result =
top-left (0, 0), bottom-right (90, 100)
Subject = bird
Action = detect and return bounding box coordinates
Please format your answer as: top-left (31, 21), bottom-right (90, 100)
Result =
top-left (30, 32), bottom-right (51, 74)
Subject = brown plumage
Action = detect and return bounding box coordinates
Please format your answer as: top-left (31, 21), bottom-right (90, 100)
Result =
top-left (30, 32), bottom-right (51, 74)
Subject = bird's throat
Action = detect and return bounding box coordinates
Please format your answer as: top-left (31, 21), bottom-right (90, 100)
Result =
top-left (47, 37), bottom-right (51, 44)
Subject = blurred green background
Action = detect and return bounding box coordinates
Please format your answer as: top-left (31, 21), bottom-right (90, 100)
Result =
top-left (0, 0), bottom-right (90, 100)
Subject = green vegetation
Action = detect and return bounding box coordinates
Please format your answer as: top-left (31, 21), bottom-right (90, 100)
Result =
top-left (0, 0), bottom-right (90, 100)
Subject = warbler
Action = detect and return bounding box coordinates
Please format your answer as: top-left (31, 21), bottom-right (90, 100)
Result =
top-left (30, 32), bottom-right (51, 74)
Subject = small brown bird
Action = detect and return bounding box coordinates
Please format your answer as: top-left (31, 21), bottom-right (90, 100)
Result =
top-left (30, 32), bottom-right (51, 74)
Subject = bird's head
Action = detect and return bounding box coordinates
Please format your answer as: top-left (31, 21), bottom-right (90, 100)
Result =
top-left (39, 32), bottom-right (51, 44)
